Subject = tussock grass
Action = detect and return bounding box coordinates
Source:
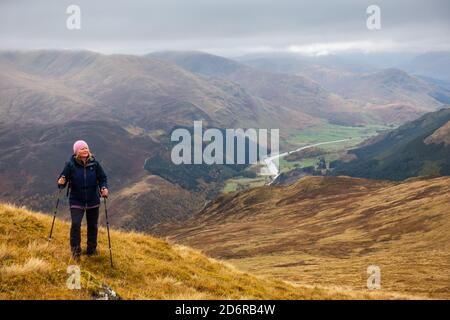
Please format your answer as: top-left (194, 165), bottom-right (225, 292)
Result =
top-left (0, 244), bottom-right (15, 261)
top-left (1, 257), bottom-right (50, 277)
top-left (0, 202), bottom-right (372, 300)
top-left (156, 176), bottom-right (450, 300)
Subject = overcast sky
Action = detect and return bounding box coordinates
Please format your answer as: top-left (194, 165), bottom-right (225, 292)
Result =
top-left (0, 0), bottom-right (449, 57)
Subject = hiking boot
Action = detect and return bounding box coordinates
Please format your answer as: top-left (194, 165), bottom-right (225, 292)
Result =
top-left (86, 248), bottom-right (97, 256)
top-left (71, 247), bottom-right (81, 261)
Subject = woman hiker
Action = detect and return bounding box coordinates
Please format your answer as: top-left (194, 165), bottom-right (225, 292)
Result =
top-left (57, 140), bottom-right (109, 260)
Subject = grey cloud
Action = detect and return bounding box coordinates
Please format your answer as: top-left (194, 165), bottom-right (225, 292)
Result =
top-left (0, 0), bottom-right (449, 56)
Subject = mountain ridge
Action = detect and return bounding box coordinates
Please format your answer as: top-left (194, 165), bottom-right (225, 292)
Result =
top-left (332, 107), bottom-right (450, 180)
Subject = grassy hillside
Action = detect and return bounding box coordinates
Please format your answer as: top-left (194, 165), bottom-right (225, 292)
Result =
top-left (332, 107), bottom-right (450, 180)
top-left (107, 174), bottom-right (204, 230)
top-left (153, 176), bottom-right (450, 299)
top-left (0, 202), bottom-right (400, 300)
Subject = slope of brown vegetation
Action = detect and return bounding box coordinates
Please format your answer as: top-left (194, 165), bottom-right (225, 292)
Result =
top-left (153, 176), bottom-right (450, 299)
top-left (425, 120), bottom-right (450, 146)
top-left (107, 174), bottom-right (204, 229)
top-left (0, 202), bottom-right (406, 300)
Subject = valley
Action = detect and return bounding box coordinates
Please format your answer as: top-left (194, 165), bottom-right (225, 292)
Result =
top-left (222, 122), bottom-right (390, 191)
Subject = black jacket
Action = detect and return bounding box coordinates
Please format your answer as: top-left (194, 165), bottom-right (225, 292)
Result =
top-left (58, 154), bottom-right (108, 207)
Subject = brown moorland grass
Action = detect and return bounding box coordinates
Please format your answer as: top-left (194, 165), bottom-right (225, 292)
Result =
top-left (0, 202), bottom-right (403, 300)
top-left (153, 176), bottom-right (450, 299)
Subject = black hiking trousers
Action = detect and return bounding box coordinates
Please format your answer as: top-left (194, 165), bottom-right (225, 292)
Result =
top-left (70, 206), bottom-right (100, 256)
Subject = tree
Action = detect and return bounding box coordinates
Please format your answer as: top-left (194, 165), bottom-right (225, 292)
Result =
top-left (317, 157), bottom-right (327, 170)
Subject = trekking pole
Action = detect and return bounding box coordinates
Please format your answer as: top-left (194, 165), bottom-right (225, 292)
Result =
top-left (48, 186), bottom-right (63, 241)
top-left (103, 197), bottom-right (114, 268)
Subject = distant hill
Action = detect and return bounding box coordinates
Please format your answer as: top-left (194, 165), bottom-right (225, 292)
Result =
top-left (149, 50), bottom-right (244, 77)
top-left (235, 51), bottom-right (419, 73)
top-left (401, 51), bottom-right (450, 82)
top-left (152, 175), bottom-right (450, 299)
top-left (235, 52), bottom-right (379, 73)
top-left (237, 53), bottom-right (450, 123)
top-left (0, 54), bottom-right (106, 125)
top-left (0, 50), bottom-right (305, 131)
top-left (332, 107), bottom-right (450, 180)
top-left (327, 68), bottom-right (444, 109)
top-left (148, 51), bottom-right (378, 126)
top-left (107, 174), bottom-right (204, 229)
top-left (3, 49), bottom-right (446, 131)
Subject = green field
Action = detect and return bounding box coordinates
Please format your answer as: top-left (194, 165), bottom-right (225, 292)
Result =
top-left (279, 153), bottom-right (342, 172)
top-left (285, 123), bottom-right (389, 148)
top-left (278, 123), bottom-right (391, 172)
top-left (222, 123), bottom-right (392, 192)
top-left (222, 176), bottom-right (267, 193)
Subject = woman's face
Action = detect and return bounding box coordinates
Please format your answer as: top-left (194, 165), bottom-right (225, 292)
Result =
top-left (78, 146), bottom-right (90, 158)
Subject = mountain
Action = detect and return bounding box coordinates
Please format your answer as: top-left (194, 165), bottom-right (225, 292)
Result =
top-left (332, 107), bottom-right (450, 180)
top-left (107, 174), bottom-right (204, 228)
top-left (149, 50), bottom-right (245, 77)
top-left (0, 50), bottom-right (305, 131)
top-left (319, 68), bottom-right (443, 109)
top-left (0, 56), bottom-right (105, 125)
top-left (401, 51), bottom-right (450, 82)
top-left (3, 49), bottom-right (445, 131)
top-left (235, 52), bottom-right (419, 73)
top-left (300, 67), bottom-right (448, 124)
top-left (152, 175), bottom-right (450, 299)
top-left (236, 53), bottom-right (449, 123)
top-left (2, 202), bottom-right (363, 299)
top-left (148, 51), bottom-right (375, 126)
top-left (425, 119), bottom-right (450, 145)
